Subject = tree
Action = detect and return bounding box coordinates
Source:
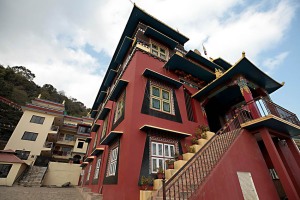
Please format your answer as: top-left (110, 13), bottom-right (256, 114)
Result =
top-left (12, 66), bottom-right (35, 81)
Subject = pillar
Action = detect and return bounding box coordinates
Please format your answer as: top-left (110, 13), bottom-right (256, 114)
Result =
top-left (236, 76), bottom-right (260, 119)
top-left (260, 128), bottom-right (300, 200)
top-left (286, 138), bottom-right (300, 169)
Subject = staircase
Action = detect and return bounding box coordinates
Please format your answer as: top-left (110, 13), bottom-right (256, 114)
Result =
top-left (19, 166), bottom-right (48, 187)
top-left (153, 114), bottom-right (242, 200)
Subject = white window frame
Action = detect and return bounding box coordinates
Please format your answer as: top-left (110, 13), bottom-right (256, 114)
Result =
top-left (107, 147), bottom-right (119, 176)
top-left (93, 158), bottom-right (101, 179)
top-left (87, 165), bottom-right (92, 181)
top-left (151, 142), bottom-right (175, 173)
top-left (150, 84), bottom-right (172, 114)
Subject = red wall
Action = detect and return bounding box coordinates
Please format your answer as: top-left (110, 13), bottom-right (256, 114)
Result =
top-left (95, 50), bottom-right (209, 199)
top-left (191, 130), bottom-right (279, 200)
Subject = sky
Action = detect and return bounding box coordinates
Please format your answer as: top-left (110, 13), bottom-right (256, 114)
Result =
top-left (0, 0), bottom-right (299, 116)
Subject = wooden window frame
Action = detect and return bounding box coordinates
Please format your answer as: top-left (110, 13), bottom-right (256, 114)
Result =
top-left (150, 84), bottom-right (173, 114)
top-left (150, 42), bottom-right (168, 60)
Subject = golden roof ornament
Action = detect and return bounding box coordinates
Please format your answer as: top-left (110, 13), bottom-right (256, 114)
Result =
top-left (194, 49), bottom-right (201, 55)
top-left (215, 69), bottom-right (223, 78)
top-left (242, 51), bottom-right (246, 58)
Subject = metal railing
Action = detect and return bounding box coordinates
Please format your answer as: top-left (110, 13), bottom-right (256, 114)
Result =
top-left (239, 97), bottom-right (300, 126)
top-left (160, 114), bottom-right (242, 200)
top-left (159, 97), bottom-right (299, 199)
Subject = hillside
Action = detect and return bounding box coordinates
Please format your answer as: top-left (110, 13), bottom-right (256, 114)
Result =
top-left (0, 64), bottom-right (90, 149)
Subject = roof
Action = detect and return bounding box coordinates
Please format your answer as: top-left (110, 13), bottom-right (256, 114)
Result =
top-left (192, 56), bottom-right (283, 101)
top-left (213, 58), bottom-right (232, 70)
top-left (0, 150), bottom-right (27, 164)
top-left (91, 5), bottom-right (189, 112)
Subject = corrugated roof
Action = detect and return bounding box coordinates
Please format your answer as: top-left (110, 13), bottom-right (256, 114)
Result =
top-left (0, 151), bottom-right (27, 164)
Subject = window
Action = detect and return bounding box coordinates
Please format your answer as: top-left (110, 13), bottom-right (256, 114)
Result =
top-left (77, 141), bottom-right (84, 149)
top-left (114, 94), bottom-right (125, 123)
top-left (150, 85), bottom-right (172, 114)
top-left (151, 142), bottom-right (175, 173)
top-left (61, 147), bottom-right (72, 156)
top-left (65, 134), bottom-right (74, 141)
top-left (151, 43), bottom-right (167, 60)
top-left (0, 164), bottom-right (12, 178)
top-left (107, 147), bottom-right (119, 176)
top-left (93, 158), bottom-right (101, 179)
top-left (101, 117), bottom-right (108, 140)
top-left (15, 150), bottom-right (30, 160)
top-left (93, 132), bottom-right (98, 149)
top-left (30, 115), bottom-right (45, 124)
top-left (78, 126), bottom-right (91, 133)
top-left (184, 89), bottom-right (196, 122)
top-left (21, 131), bottom-right (38, 141)
top-left (87, 165), bottom-right (92, 181)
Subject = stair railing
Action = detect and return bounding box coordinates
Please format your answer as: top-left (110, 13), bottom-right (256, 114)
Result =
top-left (161, 113), bottom-right (242, 200)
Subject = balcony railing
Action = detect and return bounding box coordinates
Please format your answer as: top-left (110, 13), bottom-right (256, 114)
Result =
top-left (51, 125), bottom-right (59, 131)
top-left (239, 97), bottom-right (300, 127)
top-left (43, 142), bottom-right (53, 149)
top-left (52, 150), bottom-right (71, 156)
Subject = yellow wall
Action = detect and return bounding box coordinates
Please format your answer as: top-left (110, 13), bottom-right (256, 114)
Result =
top-left (0, 162), bottom-right (26, 186)
top-left (42, 162), bottom-right (81, 186)
top-left (5, 110), bottom-right (55, 160)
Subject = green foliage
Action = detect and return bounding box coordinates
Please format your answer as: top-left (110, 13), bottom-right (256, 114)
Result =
top-left (0, 65), bottom-right (90, 144)
top-left (195, 125), bottom-right (209, 139)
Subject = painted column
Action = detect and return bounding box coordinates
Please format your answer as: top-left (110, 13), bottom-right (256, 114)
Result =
top-left (236, 76), bottom-right (260, 119)
top-left (260, 128), bottom-right (300, 200)
top-left (286, 138), bottom-right (300, 169)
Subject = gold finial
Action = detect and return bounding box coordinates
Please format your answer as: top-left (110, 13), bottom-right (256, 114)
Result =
top-left (215, 69), bottom-right (223, 78)
top-left (38, 94), bottom-right (41, 98)
top-left (194, 49), bottom-right (201, 55)
top-left (209, 57), bottom-right (214, 61)
top-left (242, 51), bottom-right (246, 58)
top-left (62, 100), bottom-right (65, 104)
top-left (281, 82), bottom-right (285, 86)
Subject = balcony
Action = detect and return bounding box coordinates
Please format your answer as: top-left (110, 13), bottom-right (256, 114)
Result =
top-left (52, 150), bottom-right (72, 160)
top-left (56, 139), bottom-right (76, 146)
top-left (49, 125), bottom-right (59, 134)
top-left (41, 142), bottom-right (53, 156)
top-left (239, 97), bottom-right (300, 137)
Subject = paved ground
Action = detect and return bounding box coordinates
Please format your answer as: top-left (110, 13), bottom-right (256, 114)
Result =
top-left (0, 186), bottom-right (83, 200)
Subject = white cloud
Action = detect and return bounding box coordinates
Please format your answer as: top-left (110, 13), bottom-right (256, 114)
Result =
top-left (262, 52), bottom-right (289, 74)
top-left (0, 0), bottom-right (297, 108)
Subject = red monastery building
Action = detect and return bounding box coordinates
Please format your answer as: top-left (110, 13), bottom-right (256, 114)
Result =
top-left (79, 5), bottom-right (300, 200)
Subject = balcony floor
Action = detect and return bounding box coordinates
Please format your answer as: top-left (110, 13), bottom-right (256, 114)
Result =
top-left (241, 114), bottom-right (300, 137)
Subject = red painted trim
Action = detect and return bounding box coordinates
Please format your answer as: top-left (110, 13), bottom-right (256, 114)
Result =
top-left (33, 98), bottom-right (64, 107)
